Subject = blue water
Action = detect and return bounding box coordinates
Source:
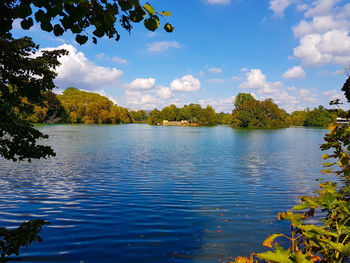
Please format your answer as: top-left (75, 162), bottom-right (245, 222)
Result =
top-left (0, 124), bottom-right (328, 262)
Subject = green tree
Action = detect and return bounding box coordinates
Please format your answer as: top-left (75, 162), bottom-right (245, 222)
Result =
top-left (232, 94), bottom-right (290, 128)
top-left (304, 106), bottom-right (337, 127)
top-left (0, 35), bottom-right (67, 161)
top-left (148, 108), bottom-right (162, 125)
top-left (1, 0), bottom-right (174, 45)
top-left (131, 110), bottom-right (148, 122)
top-left (291, 110), bottom-right (307, 126)
top-left (234, 93), bottom-right (255, 109)
top-left (161, 104), bottom-right (179, 121)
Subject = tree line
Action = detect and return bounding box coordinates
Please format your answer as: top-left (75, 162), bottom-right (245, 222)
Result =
top-left (22, 89), bottom-right (342, 128)
top-left (22, 87), bottom-right (149, 124)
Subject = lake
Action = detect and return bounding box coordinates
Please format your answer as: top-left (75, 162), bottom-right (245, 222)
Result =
top-left (0, 124), bottom-right (328, 262)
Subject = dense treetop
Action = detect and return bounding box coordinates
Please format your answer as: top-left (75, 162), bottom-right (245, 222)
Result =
top-left (148, 103), bottom-right (219, 126)
top-left (231, 94), bottom-right (291, 128)
top-left (0, 0), bottom-right (174, 44)
top-left (0, 36), bottom-right (66, 161)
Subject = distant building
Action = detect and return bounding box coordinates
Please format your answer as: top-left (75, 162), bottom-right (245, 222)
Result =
top-left (336, 117), bottom-right (350, 126)
top-left (162, 120), bottom-right (189, 126)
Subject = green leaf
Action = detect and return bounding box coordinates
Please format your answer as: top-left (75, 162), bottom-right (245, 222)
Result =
top-left (40, 21), bottom-right (53, 32)
top-left (129, 7), bottom-right (146, 23)
top-left (164, 23), bottom-right (174, 32)
top-left (21, 18), bottom-right (33, 30)
top-left (53, 24), bottom-right (64, 36)
top-left (294, 252), bottom-right (314, 263)
top-left (144, 2), bottom-right (155, 15)
top-left (119, 0), bottom-right (133, 11)
top-left (144, 16), bottom-right (159, 31)
top-left (93, 28), bottom-right (104, 38)
top-left (75, 35), bottom-right (88, 45)
top-left (323, 162), bottom-right (335, 167)
top-left (34, 10), bottom-right (45, 22)
top-left (257, 250), bottom-right (293, 263)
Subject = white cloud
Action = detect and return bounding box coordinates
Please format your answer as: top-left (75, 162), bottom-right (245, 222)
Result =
top-left (293, 16), bottom-right (350, 38)
top-left (208, 67), bottom-right (222, 74)
top-left (208, 78), bottom-right (225, 83)
top-left (298, 88), bottom-right (310, 97)
top-left (291, 1), bottom-right (350, 67)
top-left (41, 44), bottom-right (123, 90)
top-left (323, 89), bottom-right (346, 102)
top-left (283, 66), bottom-right (306, 79)
top-left (112, 56), bottom-right (128, 64)
top-left (293, 30), bottom-right (350, 66)
top-left (199, 96), bottom-right (235, 113)
top-left (126, 90), bottom-right (158, 110)
top-left (237, 68), bottom-right (323, 112)
top-left (206, 0), bottom-right (231, 5)
top-left (147, 41), bottom-right (181, 52)
top-left (157, 86), bottom-right (172, 99)
top-left (128, 78), bottom-right (156, 90)
top-left (296, 4), bottom-right (309, 12)
top-left (199, 70), bottom-right (205, 77)
top-left (170, 75), bottom-right (201, 92)
top-left (239, 69), bottom-right (283, 94)
top-left (304, 0), bottom-right (340, 18)
top-left (269, 0), bottom-right (292, 17)
top-left (95, 90), bottom-right (118, 104)
top-left (318, 69), bottom-right (344, 76)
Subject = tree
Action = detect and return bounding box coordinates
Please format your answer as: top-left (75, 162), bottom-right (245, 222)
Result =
top-left (148, 108), bottom-right (162, 125)
top-left (0, 0), bottom-right (174, 45)
top-left (304, 106), bottom-right (337, 127)
top-left (161, 104), bottom-right (179, 121)
top-left (231, 94), bottom-right (291, 128)
top-left (341, 75), bottom-right (350, 103)
top-left (0, 35), bottom-right (67, 161)
top-left (291, 110), bottom-right (307, 126)
top-left (234, 93), bottom-right (255, 109)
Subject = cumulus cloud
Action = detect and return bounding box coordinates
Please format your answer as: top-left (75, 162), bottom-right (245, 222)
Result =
top-left (291, 1), bottom-right (350, 67)
top-left (239, 69), bottom-right (283, 94)
top-left (95, 90), bottom-right (118, 104)
top-left (293, 30), bottom-right (350, 66)
top-left (293, 16), bottom-right (350, 38)
top-left (147, 41), bottom-right (181, 52)
top-left (269, 0), bottom-right (292, 17)
top-left (112, 56), bottom-right (128, 64)
top-left (128, 78), bottom-right (156, 90)
top-left (283, 66), bottom-right (306, 79)
top-left (199, 96), bottom-right (235, 113)
top-left (206, 0), bottom-right (231, 5)
top-left (304, 0), bottom-right (340, 18)
top-left (126, 91), bottom-right (158, 110)
top-left (170, 75), bottom-right (201, 92)
top-left (237, 68), bottom-right (322, 112)
top-left (208, 67), bottom-right (222, 74)
top-left (323, 89), bottom-right (347, 102)
top-left (157, 86), bottom-right (173, 99)
top-left (41, 44), bottom-right (123, 90)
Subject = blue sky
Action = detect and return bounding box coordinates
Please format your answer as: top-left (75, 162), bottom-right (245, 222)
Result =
top-left (12, 0), bottom-right (350, 112)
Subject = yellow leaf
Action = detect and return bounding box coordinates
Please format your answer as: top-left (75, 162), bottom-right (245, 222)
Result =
top-left (321, 154), bottom-right (329, 160)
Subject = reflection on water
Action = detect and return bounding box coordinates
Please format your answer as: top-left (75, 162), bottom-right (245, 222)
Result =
top-left (0, 124), bottom-right (327, 262)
